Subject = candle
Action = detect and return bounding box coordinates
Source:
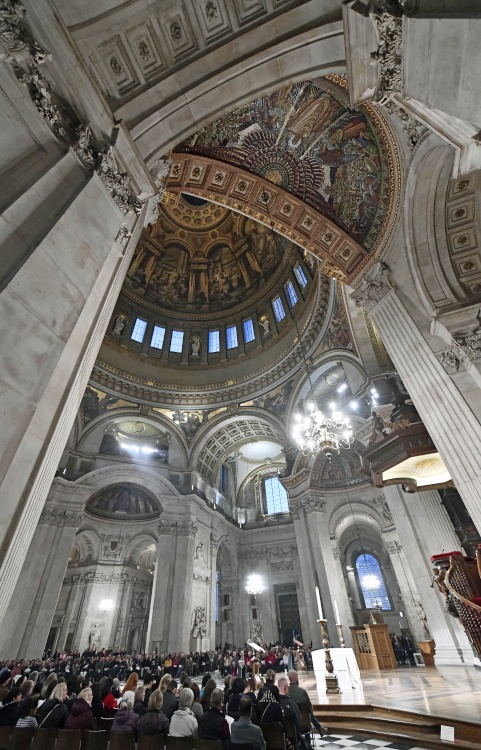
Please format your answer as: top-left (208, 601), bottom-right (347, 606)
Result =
top-left (334, 600), bottom-right (340, 625)
top-left (315, 587), bottom-right (323, 620)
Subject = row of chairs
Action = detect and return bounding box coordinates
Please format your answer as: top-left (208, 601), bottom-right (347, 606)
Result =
top-left (0, 723), bottom-right (290, 750)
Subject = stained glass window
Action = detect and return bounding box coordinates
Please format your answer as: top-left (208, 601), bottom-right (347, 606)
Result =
top-left (272, 296), bottom-right (286, 322)
top-left (285, 280), bottom-right (298, 308)
top-left (243, 319), bottom-right (255, 343)
top-left (170, 330), bottom-right (184, 353)
top-left (209, 330), bottom-right (220, 353)
top-left (294, 264), bottom-right (308, 288)
top-left (226, 325), bottom-right (238, 349)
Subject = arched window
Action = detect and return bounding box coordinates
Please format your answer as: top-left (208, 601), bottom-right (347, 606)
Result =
top-left (355, 553), bottom-right (391, 610)
top-left (264, 476), bottom-right (289, 514)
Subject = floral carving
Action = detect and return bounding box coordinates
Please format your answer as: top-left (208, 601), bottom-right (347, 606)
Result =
top-left (354, 263), bottom-right (391, 313)
top-left (0, 0), bottom-right (51, 73)
top-left (97, 146), bottom-right (142, 216)
top-left (73, 123), bottom-right (96, 169)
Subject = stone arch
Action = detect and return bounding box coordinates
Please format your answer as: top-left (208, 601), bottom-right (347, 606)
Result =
top-left (404, 133), bottom-right (481, 315)
top-left (76, 407), bottom-right (189, 466)
top-left (70, 527), bottom-right (102, 564)
top-left (75, 465), bottom-right (178, 512)
top-left (190, 410), bottom-right (287, 485)
top-left (124, 533), bottom-right (157, 567)
top-left (131, 29), bottom-right (346, 161)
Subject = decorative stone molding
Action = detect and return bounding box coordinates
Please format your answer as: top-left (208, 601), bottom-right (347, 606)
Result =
top-left (73, 124), bottom-right (96, 169)
top-left (157, 519), bottom-right (198, 536)
top-left (270, 560), bottom-right (294, 572)
top-left (39, 507), bottom-right (83, 527)
top-left (291, 496), bottom-right (326, 520)
top-left (383, 99), bottom-right (423, 150)
top-left (115, 224), bottom-right (131, 246)
top-left (344, 0), bottom-right (416, 17)
top-left (437, 330), bottom-right (481, 373)
top-left (332, 546), bottom-right (341, 560)
top-left (370, 12), bottom-right (403, 104)
top-left (353, 262), bottom-right (392, 313)
top-left (0, 0), bottom-right (51, 72)
top-left (64, 571), bottom-right (141, 585)
top-left (100, 534), bottom-right (132, 559)
top-left (386, 540), bottom-right (402, 554)
top-left (238, 544), bottom-right (297, 563)
top-left (97, 146), bottom-right (142, 216)
top-left (250, 621), bottom-right (263, 642)
top-left (193, 573), bottom-right (211, 584)
top-left (368, 495), bottom-right (394, 524)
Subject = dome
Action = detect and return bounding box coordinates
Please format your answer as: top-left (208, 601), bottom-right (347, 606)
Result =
top-left (85, 483), bottom-right (161, 520)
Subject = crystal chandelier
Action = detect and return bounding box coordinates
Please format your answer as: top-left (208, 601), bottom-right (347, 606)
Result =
top-left (293, 401), bottom-right (354, 457)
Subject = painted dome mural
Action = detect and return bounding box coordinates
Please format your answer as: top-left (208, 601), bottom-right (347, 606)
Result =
top-left (178, 77), bottom-right (391, 251)
top-left (85, 483), bottom-right (161, 519)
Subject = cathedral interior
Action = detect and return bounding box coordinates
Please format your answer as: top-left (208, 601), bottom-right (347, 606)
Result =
top-left (2, 0), bottom-right (481, 697)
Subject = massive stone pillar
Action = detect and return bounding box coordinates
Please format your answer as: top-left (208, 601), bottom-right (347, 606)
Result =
top-left (285, 473), bottom-right (354, 649)
top-left (0, 480), bottom-right (91, 658)
top-left (146, 519), bottom-right (196, 652)
top-left (355, 276), bottom-right (481, 534)
top-left (383, 485), bottom-right (473, 665)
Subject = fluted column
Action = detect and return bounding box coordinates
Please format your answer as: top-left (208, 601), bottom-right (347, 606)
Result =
top-left (0, 481), bottom-right (90, 659)
top-left (383, 485), bottom-right (473, 665)
top-left (383, 535), bottom-right (426, 642)
top-left (364, 284), bottom-right (481, 533)
top-left (210, 535), bottom-right (220, 650)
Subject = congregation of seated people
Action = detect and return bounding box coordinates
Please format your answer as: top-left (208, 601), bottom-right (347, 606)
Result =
top-left (0, 656), bottom-right (324, 749)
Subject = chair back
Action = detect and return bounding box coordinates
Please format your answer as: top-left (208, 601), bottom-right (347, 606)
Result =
top-left (96, 717), bottom-right (114, 736)
top-left (283, 715), bottom-right (297, 743)
top-left (259, 722), bottom-right (286, 750)
top-left (0, 726), bottom-right (12, 750)
top-left (31, 728), bottom-right (57, 750)
top-left (57, 729), bottom-right (81, 750)
top-left (10, 728), bottom-right (35, 750)
top-left (193, 740), bottom-right (222, 750)
top-left (83, 730), bottom-right (108, 750)
top-left (138, 735), bottom-right (167, 750)
top-left (108, 733), bottom-right (136, 750)
top-left (298, 704), bottom-right (312, 734)
top-left (166, 738), bottom-right (194, 750)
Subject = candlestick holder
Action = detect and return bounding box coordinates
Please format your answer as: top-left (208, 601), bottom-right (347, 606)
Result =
top-left (318, 619), bottom-right (342, 694)
top-left (336, 622), bottom-right (345, 647)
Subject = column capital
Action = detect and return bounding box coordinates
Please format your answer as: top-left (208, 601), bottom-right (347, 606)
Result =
top-left (351, 263), bottom-right (393, 314)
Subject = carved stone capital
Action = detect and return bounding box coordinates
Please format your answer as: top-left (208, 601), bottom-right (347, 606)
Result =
top-left (39, 507), bottom-right (83, 527)
top-left (352, 262), bottom-right (392, 313)
top-left (437, 330), bottom-right (481, 372)
top-left (157, 519), bottom-right (198, 536)
top-left (386, 540), bottom-right (402, 554)
top-left (97, 146), bottom-right (142, 216)
top-left (291, 496), bottom-right (326, 519)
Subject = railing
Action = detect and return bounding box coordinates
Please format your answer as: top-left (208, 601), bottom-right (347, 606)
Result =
top-left (430, 549), bottom-right (481, 659)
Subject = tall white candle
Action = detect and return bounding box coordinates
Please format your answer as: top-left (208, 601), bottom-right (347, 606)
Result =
top-left (315, 587), bottom-right (323, 620)
top-left (334, 600), bottom-right (340, 624)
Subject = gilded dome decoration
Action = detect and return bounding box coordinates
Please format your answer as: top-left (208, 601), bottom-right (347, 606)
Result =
top-left (85, 483), bottom-right (161, 520)
top-left (178, 77), bottom-right (393, 252)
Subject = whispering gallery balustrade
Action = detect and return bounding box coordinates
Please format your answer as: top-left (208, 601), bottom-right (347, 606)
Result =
top-left (430, 549), bottom-right (481, 659)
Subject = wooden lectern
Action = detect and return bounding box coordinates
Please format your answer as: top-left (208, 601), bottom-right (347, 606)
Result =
top-left (350, 624), bottom-right (396, 669)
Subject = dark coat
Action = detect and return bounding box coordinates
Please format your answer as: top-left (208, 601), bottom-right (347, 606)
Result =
top-left (138, 709), bottom-right (170, 736)
top-left (133, 699), bottom-right (148, 717)
top-left (198, 706), bottom-right (230, 745)
top-left (0, 702), bottom-right (20, 727)
top-left (111, 707), bottom-right (139, 734)
top-left (65, 699), bottom-right (95, 731)
top-left (37, 699), bottom-right (69, 729)
top-left (161, 689), bottom-right (179, 720)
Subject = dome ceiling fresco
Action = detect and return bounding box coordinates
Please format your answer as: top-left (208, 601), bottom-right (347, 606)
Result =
top-left (178, 76), bottom-right (392, 251)
top-left (124, 197), bottom-right (307, 318)
top-left (85, 483), bottom-right (160, 519)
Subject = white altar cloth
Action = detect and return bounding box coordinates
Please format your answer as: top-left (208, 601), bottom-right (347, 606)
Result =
top-left (312, 647), bottom-right (361, 692)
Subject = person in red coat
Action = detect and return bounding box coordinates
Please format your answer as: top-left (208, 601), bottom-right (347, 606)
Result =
top-left (65, 688), bottom-right (95, 731)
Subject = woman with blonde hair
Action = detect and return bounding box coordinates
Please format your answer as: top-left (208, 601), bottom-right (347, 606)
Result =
top-left (121, 672), bottom-right (138, 696)
top-left (37, 682), bottom-right (69, 728)
top-left (138, 689), bottom-right (169, 736)
top-left (159, 673), bottom-right (171, 693)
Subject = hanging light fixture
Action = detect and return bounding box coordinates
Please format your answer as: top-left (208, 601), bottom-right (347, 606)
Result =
top-left (260, 194), bottom-right (354, 459)
top-left (293, 400), bottom-right (354, 457)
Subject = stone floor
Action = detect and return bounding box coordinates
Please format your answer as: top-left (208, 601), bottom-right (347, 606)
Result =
top-left (299, 665), bottom-right (481, 722)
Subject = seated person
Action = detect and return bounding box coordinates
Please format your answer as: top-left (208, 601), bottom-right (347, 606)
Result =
top-left (111, 692), bottom-right (139, 734)
top-left (169, 687), bottom-right (198, 737)
top-left (0, 689), bottom-right (22, 727)
top-left (138, 689), bottom-right (170, 736)
top-left (198, 688), bottom-right (230, 749)
top-left (231, 696), bottom-right (266, 750)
